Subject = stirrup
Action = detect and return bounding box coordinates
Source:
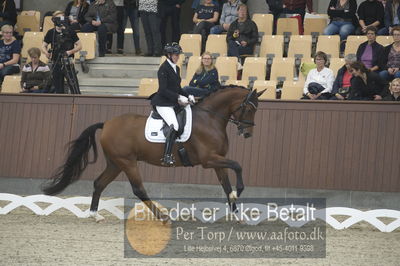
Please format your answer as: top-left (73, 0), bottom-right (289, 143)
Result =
top-left (161, 154), bottom-right (175, 166)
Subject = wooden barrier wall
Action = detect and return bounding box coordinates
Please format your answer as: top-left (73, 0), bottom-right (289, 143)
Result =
top-left (0, 94), bottom-right (399, 192)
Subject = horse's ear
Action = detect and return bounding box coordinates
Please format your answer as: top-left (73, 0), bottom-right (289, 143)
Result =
top-left (256, 89), bottom-right (266, 98)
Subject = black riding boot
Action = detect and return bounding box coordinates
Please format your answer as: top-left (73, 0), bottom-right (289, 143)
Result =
top-left (161, 126), bottom-right (178, 166)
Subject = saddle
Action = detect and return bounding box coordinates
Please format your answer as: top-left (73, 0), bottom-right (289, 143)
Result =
top-left (151, 106), bottom-right (187, 138)
top-left (144, 105), bottom-right (193, 143)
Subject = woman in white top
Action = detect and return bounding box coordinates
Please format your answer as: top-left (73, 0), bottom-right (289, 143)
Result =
top-left (302, 51), bottom-right (335, 100)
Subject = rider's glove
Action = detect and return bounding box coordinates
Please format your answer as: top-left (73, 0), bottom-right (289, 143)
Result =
top-left (188, 95), bottom-right (196, 104)
top-left (178, 95), bottom-right (189, 105)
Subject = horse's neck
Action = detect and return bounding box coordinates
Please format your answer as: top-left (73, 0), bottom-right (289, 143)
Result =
top-left (199, 89), bottom-right (243, 117)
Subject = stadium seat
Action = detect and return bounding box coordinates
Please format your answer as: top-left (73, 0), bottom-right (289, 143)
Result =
top-left (42, 16), bottom-right (53, 34)
top-left (21, 32), bottom-right (47, 62)
top-left (181, 79), bottom-right (190, 87)
top-left (303, 17), bottom-right (328, 36)
top-left (138, 78), bottom-right (158, 96)
top-left (205, 34), bottom-right (227, 57)
top-left (224, 80), bottom-right (249, 87)
top-left (376, 36), bottom-right (393, 47)
top-left (276, 17), bottom-right (299, 35)
top-left (288, 35), bottom-right (312, 59)
top-left (270, 57), bottom-right (295, 81)
top-left (1, 76), bottom-right (22, 93)
top-left (329, 58), bottom-right (346, 75)
top-left (259, 35), bottom-right (284, 58)
top-left (16, 11), bottom-right (41, 35)
top-left (185, 56), bottom-right (202, 79)
top-left (344, 35), bottom-right (365, 56)
top-left (316, 35), bottom-right (340, 58)
top-left (76, 33), bottom-right (96, 60)
top-left (180, 34), bottom-right (202, 57)
top-left (281, 81), bottom-right (304, 100)
top-left (242, 57), bottom-right (266, 82)
top-left (253, 80), bottom-right (277, 100)
top-left (215, 56), bottom-right (237, 81)
top-left (252, 13), bottom-right (273, 37)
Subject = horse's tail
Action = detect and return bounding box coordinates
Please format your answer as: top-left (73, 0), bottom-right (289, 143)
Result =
top-left (41, 122), bottom-right (104, 195)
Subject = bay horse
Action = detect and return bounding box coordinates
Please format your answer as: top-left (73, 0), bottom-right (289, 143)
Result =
top-left (42, 86), bottom-right (265, 221)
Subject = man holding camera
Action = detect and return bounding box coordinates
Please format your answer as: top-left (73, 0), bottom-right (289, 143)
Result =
top-left (42, 11), bottom-right (82, 94)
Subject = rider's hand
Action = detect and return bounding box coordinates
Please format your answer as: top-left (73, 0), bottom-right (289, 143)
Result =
top-left (178, 95), bottom-right (189, 105)
top-left (188, 95), bottom-right (196, 104)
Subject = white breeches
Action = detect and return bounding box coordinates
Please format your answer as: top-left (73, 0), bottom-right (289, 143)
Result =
top-left (156, 106), bottom-right (179, 131)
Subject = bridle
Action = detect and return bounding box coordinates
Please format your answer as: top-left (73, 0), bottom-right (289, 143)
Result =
top-left (194, 90), bottom-right (257, 135)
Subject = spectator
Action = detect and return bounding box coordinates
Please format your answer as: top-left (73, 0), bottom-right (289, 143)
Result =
top-left (0, 24), bottom-right (20, 86)
top-left (302, 51), bottom-right (335, 100)
top-left (226, 4), bottom-right (258, 60)
top-left (356, 26), bottom-right (384, 72)
top-left (192, 0), bottom-right (220, 11)
top-left (0, 0), bottom-right (17, 27)
top-left (324, 0), bottom-right (358, 41)
top-left (20, 48), bottom-right (51, 93)
top-left (139, 0), bottom-right (162, 56)
top-left (108, 0), bottom-right (141, 55)
top-left (331, 54), bottom-right (357, 100)
top-left (210, 0), bottom-right (240, 35)
top-left (357, 0), bottom-right (385, 35)
top-left (383, 77), bottom-right (400, 100)
top-left (82, 0), bottom-right (117, 57)
top-left (379, 26), bottom-right (400, 81)
top-left (43, 11), bottom-right (82, 93)
top-left (348, 61), bottom-right (386, 100)
top-left (65, 0), bottom-right (89, 31)
top-left (183, 51), bottom-right (220, 97)
top-left (280, 0), bottom-right (314, 23)
top-left (378, 0), bottom-right (400, 35)
top-left (193, 0), bottom-right (219, 53)
top-left (159, 0), bottom-right (185, 47)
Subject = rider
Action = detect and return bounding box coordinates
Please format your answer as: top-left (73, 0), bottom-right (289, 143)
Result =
top-left (150, 43), bottom-right (195, 166)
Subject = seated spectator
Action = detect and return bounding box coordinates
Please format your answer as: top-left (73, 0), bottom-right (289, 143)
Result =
top-left (357, 0), bottom-right (385, 35)
top-left (81, 0), bottom-right (117, 57)
top-left (210, 0), bottom-right (240, 35)
top-left (192, 0), bottom-right (219, 11)
top-left (378, 0), bottom-right (400, 35)
top-left (383, 77), bottom-right (400, 100)
top-left (331, 54), bottom-right (357, 100)
top-left (138, 0), bottom-right (162, 57)
top-left (20, 48), bottom-right (51, 93)
top-left (302, 51), bottom-right (335, 100)
top-left (348, 61), bottom-right (386, 100)
top-left (183, 51), bottom-right (220, 97)
top-left (280, 0), bottom-right (314, 23)
top-left (0, 24), bottom-right (20, 86)
top-left (356, 26), bottom-right (384, 72)
top-left (379, 26), bottom-right (400, 81)
top-left (226, 4), bottom-right (258, 60)
top-left (65, 0), bottom-right (89, 31)
top-left (324, 0), bottom-right (358, 41)
top-left (0, 0), bottom-right (17, 28)
top-left (193, 0), bottom-right (219, 53)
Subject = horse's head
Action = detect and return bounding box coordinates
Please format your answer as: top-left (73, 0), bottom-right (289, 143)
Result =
top-left (231, 89), bottom-right (266, 138)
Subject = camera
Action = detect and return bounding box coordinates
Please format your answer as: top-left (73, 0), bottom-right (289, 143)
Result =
top-left (52, 16), bottom-right (69, 27)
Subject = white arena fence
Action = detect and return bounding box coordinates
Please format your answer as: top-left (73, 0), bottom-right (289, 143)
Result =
top-left (0, 193), bottom-right (399, 233)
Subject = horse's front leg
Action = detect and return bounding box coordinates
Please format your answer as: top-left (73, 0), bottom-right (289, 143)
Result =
top-left (204, 154), bottom-right (244, 198)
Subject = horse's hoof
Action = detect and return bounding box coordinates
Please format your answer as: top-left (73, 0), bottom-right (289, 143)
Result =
top-left (229, 191), bottom-right (238, 202)
top-left (89, 211), bottom-right (105, 223)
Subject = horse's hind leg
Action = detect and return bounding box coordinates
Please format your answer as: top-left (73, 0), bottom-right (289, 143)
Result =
top-left (123, 162), bottom-right (168, 222)
top-left (89, 158), bottom-right (121, 222)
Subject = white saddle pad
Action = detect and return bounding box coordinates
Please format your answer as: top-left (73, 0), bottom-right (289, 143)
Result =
top-left (145, 105), bottom-right (192, 143)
